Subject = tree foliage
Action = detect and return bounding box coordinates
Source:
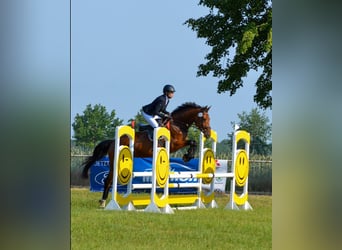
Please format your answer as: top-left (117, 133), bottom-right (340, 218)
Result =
top-left (185, 0), bottom-right (272, 109)
top-left (72, 104), bottom-right (124, 148)
top-left (216, 138), bottom-right (231, 158)
top-left (232, 108), bottom-right (272, 155)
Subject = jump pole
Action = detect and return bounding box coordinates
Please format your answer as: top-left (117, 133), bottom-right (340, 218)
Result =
top-left (105, 125), bottom-right (135, 211)
top-left (144, 127), bottom-right (173, 214)
top-left (225, 129), bottom-right (253, 210)
top-left (197, 129), bottom-right (219, 208)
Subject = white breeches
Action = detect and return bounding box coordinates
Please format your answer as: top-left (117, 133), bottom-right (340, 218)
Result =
top-left (142, 111), bottom-right (160, 128)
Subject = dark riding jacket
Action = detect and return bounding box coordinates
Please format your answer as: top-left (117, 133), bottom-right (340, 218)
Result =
top-left (142, 94), bottom-right (170, 118)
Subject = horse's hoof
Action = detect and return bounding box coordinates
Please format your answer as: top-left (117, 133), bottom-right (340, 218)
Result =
top-left (99, 199), bottom-right (106, 208)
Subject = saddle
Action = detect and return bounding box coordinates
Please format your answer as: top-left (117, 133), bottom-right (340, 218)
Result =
top-left (138, 120), bottom-right (168, 146)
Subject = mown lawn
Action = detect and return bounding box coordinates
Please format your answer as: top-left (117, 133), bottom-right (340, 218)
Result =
top-left (71, 188), bottom-right (271, 250)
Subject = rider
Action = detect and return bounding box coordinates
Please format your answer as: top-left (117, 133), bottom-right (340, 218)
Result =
top-left (142, 84), bottom-right (175, 128)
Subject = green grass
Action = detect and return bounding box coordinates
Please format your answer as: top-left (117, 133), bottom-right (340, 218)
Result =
top-left (71, 188), bottom-right (271, 250)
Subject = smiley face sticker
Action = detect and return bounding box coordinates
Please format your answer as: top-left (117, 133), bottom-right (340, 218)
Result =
top-left (156, 147), bottom-right (169, 188)
top-left (202, 148), bottom-right (216, 184)
top-left (117, 146), bottom-right (133, 185)
top-left (234, 149), bottom-right (249, 187)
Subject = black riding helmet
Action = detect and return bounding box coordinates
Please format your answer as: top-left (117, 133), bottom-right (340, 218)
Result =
top-left (163, 84), bottom-right (176, 94)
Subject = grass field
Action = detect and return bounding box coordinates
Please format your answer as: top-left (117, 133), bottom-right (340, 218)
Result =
top-left (71, 188), bottom-right (271, 250)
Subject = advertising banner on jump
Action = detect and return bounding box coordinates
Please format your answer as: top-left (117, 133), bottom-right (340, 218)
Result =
top-left (90, 157), bottom-right (227, 194)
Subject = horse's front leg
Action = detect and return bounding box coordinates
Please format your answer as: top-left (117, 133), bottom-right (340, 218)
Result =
top-left (182, 140), bottom-right (197, 162)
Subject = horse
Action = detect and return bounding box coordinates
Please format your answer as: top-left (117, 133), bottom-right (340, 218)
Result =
top-left (81, 102), bottom-right (211, 207)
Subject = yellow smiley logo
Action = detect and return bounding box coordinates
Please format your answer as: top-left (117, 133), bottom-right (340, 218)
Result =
top-left (235, 150), bottom-right (249, 187)
top-left (156, 148), bottom-right (169, 188)
top-left (202, 149), bottom-right (216, 184)
top-left (117, 146), bottom-right (133, 185)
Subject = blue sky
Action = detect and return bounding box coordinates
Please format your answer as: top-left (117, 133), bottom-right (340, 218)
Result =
top-left (71, 0), bottom-right (272, 140)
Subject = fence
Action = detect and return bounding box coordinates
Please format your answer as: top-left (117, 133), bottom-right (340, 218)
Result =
top-left (71, 155), bottom-right (272, 194)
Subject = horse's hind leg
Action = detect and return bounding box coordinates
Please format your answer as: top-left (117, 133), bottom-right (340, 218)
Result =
top-left (99, 149), bottom-right (115, 208)
top-left (182, 140), bottom-right (197, 162)
top-left (99, 169), bottom-right (113, 208)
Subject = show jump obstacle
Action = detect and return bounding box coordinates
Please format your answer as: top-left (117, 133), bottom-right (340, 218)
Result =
top-left (105, 125), bottom-right (252, 213)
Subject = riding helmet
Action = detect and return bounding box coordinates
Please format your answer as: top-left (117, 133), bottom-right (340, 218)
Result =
top-left (163, 84), bottom-right (176, 93)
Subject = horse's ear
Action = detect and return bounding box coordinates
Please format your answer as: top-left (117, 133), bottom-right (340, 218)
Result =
top-left (205, 105), bottom-right (211, 111)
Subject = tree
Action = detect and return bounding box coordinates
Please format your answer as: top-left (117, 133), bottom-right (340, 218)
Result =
top-left (72, 104), bottom-right (124, 148)
top-left (231, 108), bottom-right (272, 155)
top-left (216, 139), bottom-right (231, 158)
top-left (185, 0), bottom-right (272, 109)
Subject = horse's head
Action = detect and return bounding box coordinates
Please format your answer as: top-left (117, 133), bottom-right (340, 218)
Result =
top-left (194, 105), bottom-right (211, 138)
top-left (171, 102), bottom-right (212, 138)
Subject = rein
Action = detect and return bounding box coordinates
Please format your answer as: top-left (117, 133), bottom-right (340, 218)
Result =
top-left (169, 115), bottom-right (206, 135)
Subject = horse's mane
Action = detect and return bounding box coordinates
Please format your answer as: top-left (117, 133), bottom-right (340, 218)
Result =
top-left (171, 102), bottom-right (202, 115)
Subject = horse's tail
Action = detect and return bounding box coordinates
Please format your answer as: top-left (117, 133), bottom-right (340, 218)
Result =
top-left (81, 139), bottom-right (114, 179)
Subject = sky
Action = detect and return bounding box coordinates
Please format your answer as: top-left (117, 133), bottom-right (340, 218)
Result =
top-left (71, 0), bottom-right (272, 140)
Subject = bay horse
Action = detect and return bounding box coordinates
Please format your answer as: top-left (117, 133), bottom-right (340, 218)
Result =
top-left (81, 102), bottom-right (211, 207)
